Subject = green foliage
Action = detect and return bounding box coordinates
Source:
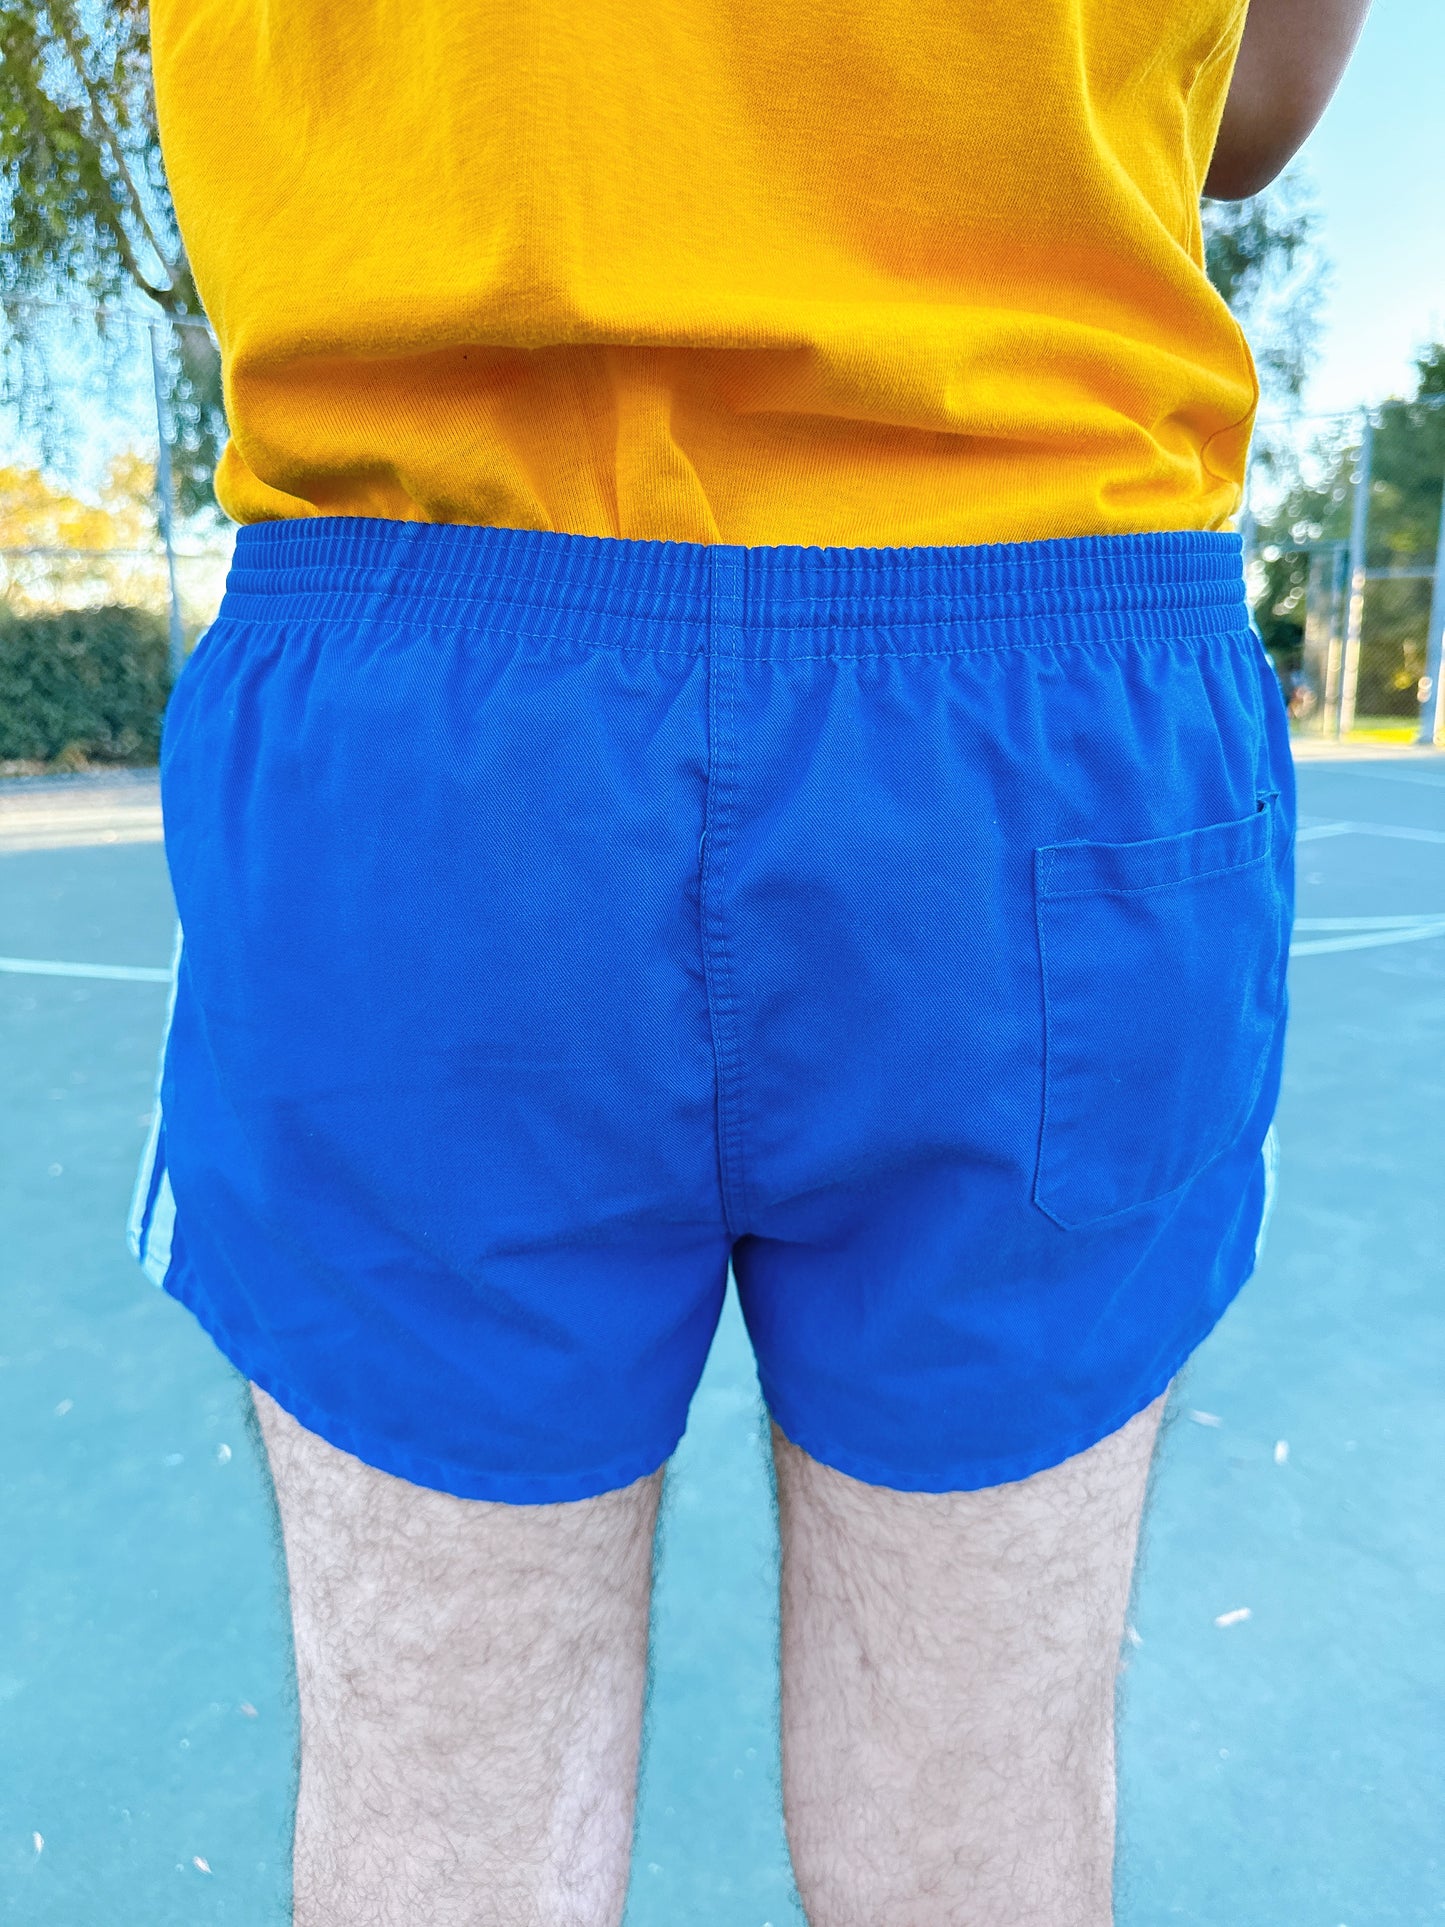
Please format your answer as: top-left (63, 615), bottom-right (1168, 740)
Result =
top-left (1248, 417), bottom-right (1351, 663)
top-left (1202, 170), bottom-right (1326, 415)
top-left (1366, 345), bottom-right (1445, 565)
top-left (0, 1), bottom-right (224, 517)
top-left (0, 1), bottom-right (159, 302)
top-left (1252, 344), bottom-right (1445, 714)
top-left (0, 601), bottom-right (170, 761)
top-left (162, 308), bottom-right (226, 518)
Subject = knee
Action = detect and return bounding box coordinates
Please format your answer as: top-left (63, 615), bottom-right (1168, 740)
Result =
top-left (783, 1791), bottom-right (1114, 1927)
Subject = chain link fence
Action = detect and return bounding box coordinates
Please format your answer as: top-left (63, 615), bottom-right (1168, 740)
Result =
top-left (0, 298), bottom-right (233, 673)
top-left (4, 301), bottom-right (1444, 754)
top-left (1243, 399), bottom-right (1445, 747)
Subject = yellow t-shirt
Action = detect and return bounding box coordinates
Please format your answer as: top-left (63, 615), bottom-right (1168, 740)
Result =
top-left (151, 0), bottom-right (1257, 548)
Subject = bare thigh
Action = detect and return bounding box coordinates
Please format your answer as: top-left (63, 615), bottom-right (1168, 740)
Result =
top-left (250, 1387), bottom-right (662, 1927)
top-left (775, 1396), bottom-right (1167, 1927)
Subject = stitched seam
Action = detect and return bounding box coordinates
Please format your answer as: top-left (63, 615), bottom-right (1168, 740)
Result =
top-left (711, 555), bottom-right (748, 1231)
top-left (699, 554), bottom-right (745, 1235)
top-left (210, 609), bottom-right (1248, 663)
top-left (757, 1240), bottom-right (1262, 1493)
top-left (1033, 846), bottom-right (1283, 1227)
top-left (236, 528), bottom-right (1239, 584)
top-left (1040, 846), bottom-right (1271, 901)
top-left (1198, 301), bottom-right (1262, 503)
top-left (721, 627), bottom-right (747, 1225)
top-left (244, 536), bottom-right (1234, 572)
top-left (219, 586), bottom-right (1243, 635)
top-left (165, 1262), bottom-right (678, 1501)
top-left (1032, 850), bottom-right (1056, 1217)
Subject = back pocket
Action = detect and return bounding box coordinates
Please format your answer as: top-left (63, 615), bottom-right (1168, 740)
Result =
top-left (1034, 795), bottom-right (1284, 1230)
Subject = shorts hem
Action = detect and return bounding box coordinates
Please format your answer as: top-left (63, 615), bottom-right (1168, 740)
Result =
top-left (161, 1261), bottom-right (679, 1506)
top-left (762, 1251), bottom-right (1256, 1495)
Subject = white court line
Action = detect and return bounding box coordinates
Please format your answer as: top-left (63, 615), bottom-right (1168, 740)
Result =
top-left (1360, 823), bottom-right (1445, 845)
top-left (1295, 820), bottom-right (1445, 846)
top-left (5, 922), bottom-right (1443, 978)
top-left (9, 916), bottom-right (1445, 976)
top-left (1322, 765), bottom-right (1445, 792)
top-left (1291, 922), bottom-right (1445, 958)
top-left (1294, 915), bottom-right (1445, 930)
top-left (0, 955), bottom-right (173, 983)
top-left (8, 834), bottom-right (1445, 986)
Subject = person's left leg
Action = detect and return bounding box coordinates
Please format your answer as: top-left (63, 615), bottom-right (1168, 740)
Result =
top-left (774, 1395), bottom-right (1166, 1927)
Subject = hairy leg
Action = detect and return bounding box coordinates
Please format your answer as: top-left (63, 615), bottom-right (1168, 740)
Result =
top-left (774, 1396), bottom-right (1166, 1927)
top-left (250, 1387), bottom-right (662, 1927)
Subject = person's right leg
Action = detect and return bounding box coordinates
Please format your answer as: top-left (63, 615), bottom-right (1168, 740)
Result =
top-left (251, 1388), bottom-right (662, 1927)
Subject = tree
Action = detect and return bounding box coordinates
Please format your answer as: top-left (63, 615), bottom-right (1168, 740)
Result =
top-left (0, 23), bottom-right (1335, 533)
top-left (0, 449), bottom-right (163, 609)
top-left (1203, 168), bottom-right (1327, 415)
top-left (1203, 166), bottom-right (1330, 553)
top-left (0, 1), bottom-right (223, 516)
top-left (1251, 343), bottom-right (1445, 716)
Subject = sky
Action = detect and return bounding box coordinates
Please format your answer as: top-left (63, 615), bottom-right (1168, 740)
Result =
top-left (1291, 0), bottom-right (1445, 421)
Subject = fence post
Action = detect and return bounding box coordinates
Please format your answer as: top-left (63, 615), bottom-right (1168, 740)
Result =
top-left (1337, 411), bottom-right (1374, 738)
top-left (148, 321), bottom-right (187, 685)
top-left (1319, 542), bottom-right (1348, 734)
top-left (1417, 469), bottom-right (1445, 748)
top-left (1302, 550), bottom-right (1334, 734)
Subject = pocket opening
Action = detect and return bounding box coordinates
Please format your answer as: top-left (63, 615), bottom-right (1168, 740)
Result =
top-left (1033, 797), bottom-right (1287, 1231)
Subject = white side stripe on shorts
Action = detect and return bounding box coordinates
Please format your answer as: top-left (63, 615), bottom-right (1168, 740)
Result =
top-left (1253, 1123), bottom-right (1280, 1270)
top-left (126, 923), bottom-right (185, 1288)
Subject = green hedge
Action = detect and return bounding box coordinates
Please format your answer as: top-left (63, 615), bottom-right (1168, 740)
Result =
top-left (0, 606), bottom-right (172, 765)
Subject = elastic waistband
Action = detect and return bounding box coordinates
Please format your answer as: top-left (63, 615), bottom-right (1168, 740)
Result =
top-left (221, 517), bottom-right (1248, 658)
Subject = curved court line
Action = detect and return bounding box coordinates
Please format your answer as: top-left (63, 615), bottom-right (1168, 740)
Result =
top-left (0, 955), bottom-right (173, 983)
top-left (1298, 820), bottom-right (1445, 847)
top-left (1332, 765), bottom-right (1445, 792)
top-left (1294, 915), bottom-right (1445, 930)
top-left (1356, 823), bottom-right (1445, 845)
top-left (1290, 921), bottom-right (1445, 957)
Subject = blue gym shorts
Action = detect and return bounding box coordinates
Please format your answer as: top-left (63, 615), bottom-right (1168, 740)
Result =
top-left (128, 518), bottom-right (1295, 1503)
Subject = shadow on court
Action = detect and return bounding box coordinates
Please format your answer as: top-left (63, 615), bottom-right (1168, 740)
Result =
top-left (1, 756), bottom-right (1441, 1926)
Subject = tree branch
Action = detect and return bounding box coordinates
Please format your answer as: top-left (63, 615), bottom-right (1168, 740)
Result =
top-left (10, 82), bottom-right (172, 306)
top-left (45, 0), bottom-right (179, 290)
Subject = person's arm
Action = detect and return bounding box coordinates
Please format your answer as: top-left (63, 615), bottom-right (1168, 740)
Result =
top-left (1204, 0), bottom-right (1373, 200)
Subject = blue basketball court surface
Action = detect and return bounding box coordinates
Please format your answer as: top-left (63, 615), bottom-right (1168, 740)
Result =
top-left (1, 752), bottom-right (1441, 1925)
